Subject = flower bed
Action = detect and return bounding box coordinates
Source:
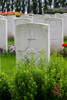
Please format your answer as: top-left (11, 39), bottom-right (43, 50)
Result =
top-left (0, 11), bottom-right (24, 39)
top-left (62, 44), bottom-right (67, 56)
top-left (0, 11), bottom-right (24, 17)
top-left (62, 44), bottom-right (67, 47)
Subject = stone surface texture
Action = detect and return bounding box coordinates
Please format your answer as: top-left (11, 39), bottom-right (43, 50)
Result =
top-left (0, 18), bottom-right (8, 51)
top-left (15, 23), bottom-right (50, 61)
top-left (33, 16), bottom-right (63, 53)
top-left (55, 13), bottom-right (67, 36)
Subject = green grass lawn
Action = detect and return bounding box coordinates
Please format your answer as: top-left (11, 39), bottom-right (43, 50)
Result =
top-left (0, 53), bottom-right (67, 77)
top-left (0, 53), bottom-right (16, 77)
top-left (0, 40), bottom-right (67, 77)
top-left (64, 41), bottom-right (67, 44)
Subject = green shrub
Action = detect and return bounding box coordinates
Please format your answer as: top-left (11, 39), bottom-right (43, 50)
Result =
top-left (0, 73), bottom-right (11, 100)
top-left (45, 9), bottom-right (67, 14)
top-left (12, 52), bottom-right (48, 100)
top-left (31, 67), bottom-right (48, 100)
top-left (48, 52), bottom-right (66, 100)
top-left (64, 36), bottom-right (67, 42)
top-left (63, 47), bottom-right (67, 56)
top-left (13, 51), bottom-right (67, 100)
top-left (14, 67), bottom-right (37, 100)
top-left (45, 9), bottom-right (55, 14)
top-left (48, 52), bottom-right (65, 86)
top-left (0, 51), bottom-right (67, 100)
top-left (32, 52), bottom-right (48, 100)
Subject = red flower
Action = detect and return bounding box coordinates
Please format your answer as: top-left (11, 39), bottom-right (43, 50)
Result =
top-left (51, 90), bottom-right (62, 97)
top-left (55, 91), bottom-right (62, 97)
top-left (54, 86), bottom-right (61, 90)
top-left (2, 14), bottom-right (5, 16)
top-left (51, 86), bottom-right (62, 97)
top-left (2, 12), bottom-right (5, 16)
top-left (62, 44), bottom-right (67, 47)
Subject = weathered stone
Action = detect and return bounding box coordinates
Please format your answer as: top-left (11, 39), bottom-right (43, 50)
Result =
top-left (0, 18), bottom-right (8, 51)
top-left (55, 13), bottom-right (67, 36)
top-left (15, 23), bottom-right (50, 62)
top-left (33, 17), bottom-right (63, 53)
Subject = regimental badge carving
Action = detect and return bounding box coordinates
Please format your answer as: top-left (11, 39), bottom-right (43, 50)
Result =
top-left (25, 48), bottom-right (37, 55)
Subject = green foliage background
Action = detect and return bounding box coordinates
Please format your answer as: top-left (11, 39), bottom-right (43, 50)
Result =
top-left (0, 0), bottom-right (67, 14)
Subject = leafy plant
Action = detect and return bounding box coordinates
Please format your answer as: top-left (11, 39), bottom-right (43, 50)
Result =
top-left (0, 73), bottom-right (11, 100)
top-left (0, 51), bottom-right (67, 100)
top-left (13, 68), bottom-right (37, 100)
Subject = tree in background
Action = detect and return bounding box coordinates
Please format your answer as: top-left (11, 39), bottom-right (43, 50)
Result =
top-left (38, 0), bottom-right (42, 14)
top-left (0, 0), bottom-right (6, 12)
top-left (60, 0), bottom-right (66, 7)
top-left (32, 0), bottom-right (37, 14)
top-left (54, 0), bottom-right (60, 8)
top-left (6, 0), bottom-right (10, 12)
top-left (48, 0), bottom-right (52, 8)
top-left (14, 0), bottom-right (21, 12)
top-left (11, 0), bottom-right (15, 11)
top-left (0, 0), bottom-right (67, 13)
top-left (21, 0), bottom-right (25, 13)
top-left (44, 0), bottom-right (48, 13)
top-left (27, 0), bottom-right (31, 13)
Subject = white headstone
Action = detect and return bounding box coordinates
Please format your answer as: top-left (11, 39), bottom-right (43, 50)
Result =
top-left (21, 14), bottom-right (33, 19)
top-left (14, 17), bottom-right (33, 26)
top-left (15, 23), bottom-right (50, 62)
top-left (0, 16), bottom-right (16, 39)
top-left (44, 14), bottom-right (55, 18)
top-left (0, 18), bottom-right (8, 51)
top-left (33, 17), bottom-right (63, 53)
top-left (33, 14), bottom-right (55, 21)
top-left (14, 17), bottom-right (33, 42)
top-left (5, 15), bottom-right (33, 39)
top-left (55, 13), bottom-right (67, 36)
top-left (6, 16), bottom-right (15, 39)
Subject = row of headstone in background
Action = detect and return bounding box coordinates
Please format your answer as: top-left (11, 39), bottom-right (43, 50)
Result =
top-left (9, 15), bottom-right (63, 53)
top-left (0, 18), bottom-right (8, 51)
top-left (0, 16), bottom-right (50, 61)
top-left (55, 13), bottom-right (67, 37)
top-left (1, 13), bottom-right (67, 39)
top-left (33, 14), bottom-right (67, 37)
top-left (33, 15), bottom-right (63, 53)
top-left (0, 13), bottom-right (67, 61)
top-left (0, 13), bottom-right (67, 39)
top-left (14, 15), bottom-right (63, 61)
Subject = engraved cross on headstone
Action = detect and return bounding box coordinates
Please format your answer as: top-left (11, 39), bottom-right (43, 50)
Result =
top-left (27, 31), bottom-right (36, 41)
